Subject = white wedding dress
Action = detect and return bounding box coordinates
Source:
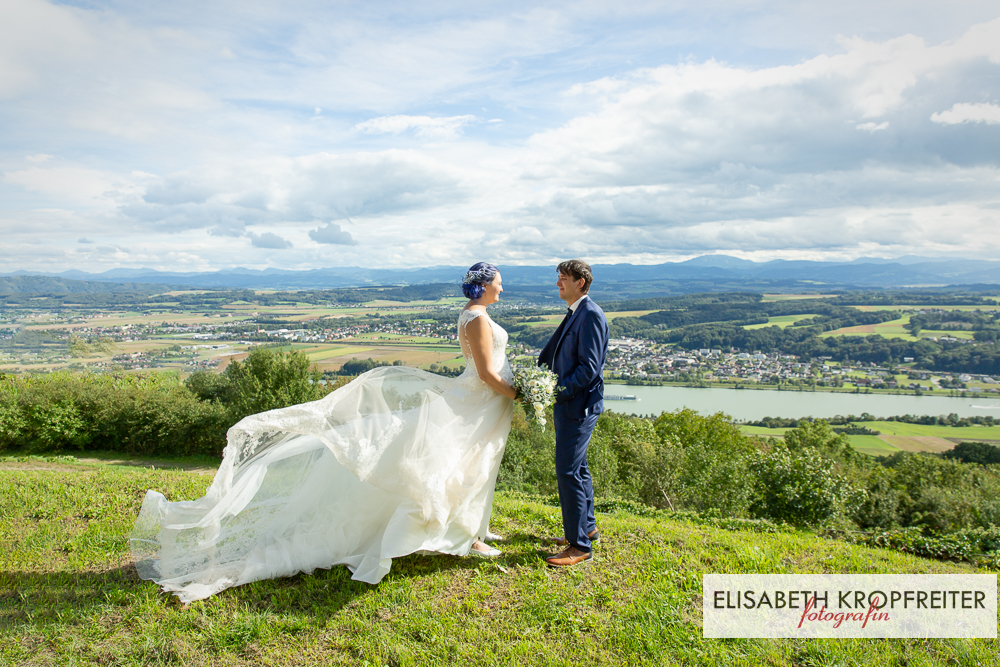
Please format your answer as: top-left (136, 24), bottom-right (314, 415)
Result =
top-left (131, 309), bottom-right (513, 603)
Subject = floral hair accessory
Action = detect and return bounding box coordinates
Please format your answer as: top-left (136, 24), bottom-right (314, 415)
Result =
top-left (462, 268), bottom-right (494, 285)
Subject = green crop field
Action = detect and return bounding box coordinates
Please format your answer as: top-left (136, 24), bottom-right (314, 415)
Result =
top-left (743, 315), bottom-right (818, 330)
top-left (861, 422), bottom-right (1000, 440)
top-left (2, 457), bottom-right (997, 666)
top-left (847, 435), bottom-right (902, 457)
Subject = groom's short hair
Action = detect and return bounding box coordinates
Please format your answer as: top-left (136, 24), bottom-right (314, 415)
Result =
top-left (557, 259), bottom-right (593, 293)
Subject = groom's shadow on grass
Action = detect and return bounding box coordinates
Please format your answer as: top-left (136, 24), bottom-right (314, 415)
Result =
top-left (0, 533), bottom-right (550, 628)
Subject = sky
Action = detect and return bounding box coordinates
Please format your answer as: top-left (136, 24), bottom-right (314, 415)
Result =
top-left (1, 0), bottom-right (999, 272)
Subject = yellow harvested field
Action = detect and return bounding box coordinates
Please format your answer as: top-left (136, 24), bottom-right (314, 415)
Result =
top-left (877, 435), bottom-right (956, 454)
top-left (309, 347), bottom-right (463, 371)
top-left (306, 346), bottom-right (369, 361)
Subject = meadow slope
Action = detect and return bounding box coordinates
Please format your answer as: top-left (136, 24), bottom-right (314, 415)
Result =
top-left (1, 459), bottom-right (997, 666)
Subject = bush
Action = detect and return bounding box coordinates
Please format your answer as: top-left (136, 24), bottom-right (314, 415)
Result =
top-left (652, 409), bottom-right (755, 515)
top-left (848, 526), bottom-right (1000, 565)
top-left (222, 347), bottom-right (330, 421)
top-left (498, 407), bottom-right (758, 516)
top-left (942, 441), bottom-right (1000, 465)
top-left (0, 372), bottom-right (230, 457)
top-left (850, 465), bottom-right (903, 530)
top-left (497, 404), bottom-right (557, 495)
top-left (880, 451), bottom-right (1000, 532)
top-left (749, 447), bottom-right (859, 527)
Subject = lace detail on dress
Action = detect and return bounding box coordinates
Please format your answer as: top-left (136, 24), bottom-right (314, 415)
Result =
top-left (454, 309), bottom-right (512, 402)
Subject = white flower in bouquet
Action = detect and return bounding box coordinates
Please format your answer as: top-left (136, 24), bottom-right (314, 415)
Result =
top-left (511, 365), bottom-right (561, 426)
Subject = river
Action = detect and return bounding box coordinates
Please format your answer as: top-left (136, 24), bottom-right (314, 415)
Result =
top-left (602, 384), bottom-right (1000, 421)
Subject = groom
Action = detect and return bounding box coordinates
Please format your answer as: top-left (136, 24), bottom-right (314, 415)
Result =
top-left (537, 259), bottom-right (609, 567)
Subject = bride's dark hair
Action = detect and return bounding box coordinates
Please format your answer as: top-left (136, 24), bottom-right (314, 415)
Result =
top-left (461, 262), bottom-right (499, 299)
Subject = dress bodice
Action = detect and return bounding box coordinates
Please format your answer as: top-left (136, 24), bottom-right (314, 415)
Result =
top-left (457, 309), bottom-right (510, 381)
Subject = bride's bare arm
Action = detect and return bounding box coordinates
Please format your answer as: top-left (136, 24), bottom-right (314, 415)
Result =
top-left (465, 315), bottom-right (517, 400)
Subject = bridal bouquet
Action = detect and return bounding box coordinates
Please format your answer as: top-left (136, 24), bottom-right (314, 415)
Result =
top-left (511, 365), bottom-right (561, 427)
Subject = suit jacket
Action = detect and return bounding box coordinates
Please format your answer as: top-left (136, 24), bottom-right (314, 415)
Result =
top-left (537, 296), bottom-right (609, 419)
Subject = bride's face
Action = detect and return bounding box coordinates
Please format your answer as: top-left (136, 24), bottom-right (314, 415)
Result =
top-left (481, 272), bottom-right (503, 305)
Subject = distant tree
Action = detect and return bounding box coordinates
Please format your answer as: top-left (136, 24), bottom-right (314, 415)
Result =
top-left (942, 442), bottom-right (1000, 466)
top-left (223, 347), bottom-right (324, 420)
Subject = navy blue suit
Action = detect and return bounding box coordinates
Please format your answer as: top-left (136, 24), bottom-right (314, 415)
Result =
top-left (537, 296), bottom-right (609, 552)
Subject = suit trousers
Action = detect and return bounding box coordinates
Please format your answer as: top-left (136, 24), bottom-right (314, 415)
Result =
top-left (553, 405), bottom-right (598, 552)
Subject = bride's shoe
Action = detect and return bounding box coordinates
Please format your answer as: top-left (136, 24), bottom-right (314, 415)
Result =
top-left (470, 540), bottom-right (502, 558)
top-left (484, 530), bottom-right (504, 543)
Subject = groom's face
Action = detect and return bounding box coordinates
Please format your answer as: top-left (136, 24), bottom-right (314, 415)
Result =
top-left (556, 272), bottom-right (585, 304)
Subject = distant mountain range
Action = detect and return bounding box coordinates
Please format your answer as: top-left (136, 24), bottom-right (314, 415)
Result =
top-left (0, 275), bottom-right (188, 295)
top-left (3, 256), bottom-right (1000, 294)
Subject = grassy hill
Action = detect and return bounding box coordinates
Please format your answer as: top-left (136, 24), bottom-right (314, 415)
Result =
top-left (1, 457), bottom-right (997, 666)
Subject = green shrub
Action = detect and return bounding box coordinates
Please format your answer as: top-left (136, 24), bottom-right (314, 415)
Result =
top-left (222, 347), bottom-right (329, 421)
top-left (850, 465), bottom-right (903, 530)
top-left (497, 404), bottom-right (557, 495)
top-left (0, 372), bottom-right (230, 457)
top-left (848, 525), bottom-right (1000, 564)
top-left (881, 451), bottom-right (1000, 531)
top-left (652, 409), bottom-right (755, 515)
top-left (942, 441), bottom-right (1000, 465)
top-left (749, 447), bottom-right (859, 526)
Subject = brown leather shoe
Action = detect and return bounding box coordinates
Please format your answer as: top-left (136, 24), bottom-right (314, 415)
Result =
top-left (544, 546), bottom-right (593, 567)
top-left (546, 529), bottom-right (600, 547)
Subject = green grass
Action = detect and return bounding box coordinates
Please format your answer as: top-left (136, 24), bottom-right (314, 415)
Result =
top-left (2, 460), bottom-right (998, 665)
top-left (743, 315), bottom-right (818, 330)
top-left (738, 426), bottom-right (791, 438)
top-left (848, 435), bottom-right (902, 456)
top-left (739, 427), bottom-right (905, 456)
top-left (864, 422), bottom-right (1000, 440)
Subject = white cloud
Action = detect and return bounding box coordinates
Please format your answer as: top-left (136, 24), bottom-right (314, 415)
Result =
top-left (308, 222), bottom-right (357, 245)
top-left (120, 150), bottom-right (468, 233)
top-left (247, 231), bottom-right (292, 249)
top-left (931, 102), bottom-right (1000, 125)
top-left (2, 4), bottom-right (1000, 270)
top-left (353, 115), bottom-right (479, 139)
top-left (3, 166), bottom-right (152, 206)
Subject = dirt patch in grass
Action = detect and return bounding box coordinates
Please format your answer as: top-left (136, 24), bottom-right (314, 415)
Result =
top-left (878, 435), bottom-right (956, 453)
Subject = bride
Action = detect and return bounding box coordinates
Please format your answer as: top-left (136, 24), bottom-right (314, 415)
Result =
top-left (130, 262), bottom-right (517, 603)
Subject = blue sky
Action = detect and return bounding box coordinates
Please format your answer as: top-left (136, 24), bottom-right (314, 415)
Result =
top-left (1, 0), bottom-right (999, 272)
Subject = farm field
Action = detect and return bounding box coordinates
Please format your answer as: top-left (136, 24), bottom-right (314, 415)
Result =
top-left (761, 294), bottom-right (835, 301)
top-left (853, 304), bottom-right (1000, 312)
top-left (743, 314), bottom-right (818, 329)
top-left (604, 310), bottom-right (657, 321)
top-left (862, 421), bottom-right (1000, 441)
top-left (0, 293), bottom-right (476, 375)
top-left (740, 420), bottom-right (1000, 456)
